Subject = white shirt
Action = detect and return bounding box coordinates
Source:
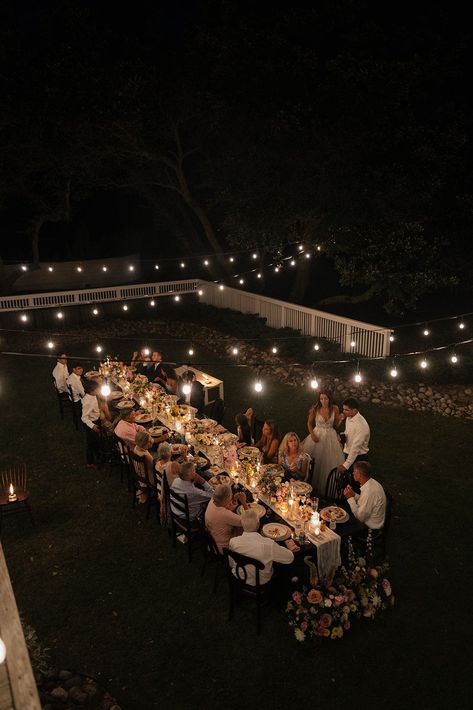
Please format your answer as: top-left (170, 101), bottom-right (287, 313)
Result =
top-left (343, 412), bottom-right (370, 470)
top-left (228, 531), bottom-right (294, 585)
top-left (52, 362), bottom-right (69, 393)
top-left (81, 394), bottom-right (100, 429)
top-left (66, 372), bottom-right (85, 402)
top-left (347, 477), bottom-right (386, 529)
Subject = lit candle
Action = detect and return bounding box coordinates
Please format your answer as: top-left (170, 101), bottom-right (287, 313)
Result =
top-left (8, 483), bottom-right (17, 502)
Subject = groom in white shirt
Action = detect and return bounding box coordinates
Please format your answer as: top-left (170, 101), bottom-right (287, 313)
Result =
top-left (336, 397), bottom-right (370, 489)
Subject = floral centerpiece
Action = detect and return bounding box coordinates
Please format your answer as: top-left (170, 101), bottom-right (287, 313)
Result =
top-left (100, 359), bottom-right (127, 381)
top-left (129, 374), bottom-right (150, 399)
top-left (258, 464), bottom-right (285, 496)
top-left (194, 432), bottom-right (214, 446)
top-left (287, 557), bottom-right (358, 641)
top-left (345, 537), bottom-right (395, 619)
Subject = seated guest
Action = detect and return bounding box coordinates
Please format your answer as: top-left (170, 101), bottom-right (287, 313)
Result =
top-left (343, 461), bottom-right (386, 529)
top-left (148, 351), bottom-right (167, 385)
top-left (278, 432), bottom-right (309, 481)
top-left (228, 509), bottom-right (294, 586)
top-left (66, 363), bottom-right (85, 402)
top-left (235, 413), bottom-right (252, 447)
top-left (81, 380), bottom-right (101, 468)
top-left (52, 353), bottom-right (69, 393)
top-left (155, 441), bottom-right (181, 518)
top-left (130, 349), bottom-right (151, 377)
top-left (161, 364), bottom-right (178, 395)
top-left (132, 430), bottom-right (156, 487)
top-left (114, 408), bottom-right (146, 448)
top-left (255, 419), bottom-right (280, 464)
top-left (170, 461), bottom-right (213, 521)
top-left (177, 370), bottom-right (205, 415)
top-left (97, 396), bottom-right (119, 437)
top-left (205, 484), bottom-right (247, 551)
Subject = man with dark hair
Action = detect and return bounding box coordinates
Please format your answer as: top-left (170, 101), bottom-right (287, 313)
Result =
top-left (343, 461), bottom-right (386, 530)
top-left (178, 369), bottom-right (205, 415)
top-left (148, 351), bottom-right (167, 386)
top-left (52, 353), bottom-right (69, 393)
top-left (336, 398), bottom-right (370, 484)
top-left (66, 363), bottom-right (85, 402)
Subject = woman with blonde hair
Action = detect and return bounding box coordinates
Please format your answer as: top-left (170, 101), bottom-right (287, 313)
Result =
top-left (155, 441), bottom-right (181, 518)
top-left (278, 432), bottom-right (309, 480)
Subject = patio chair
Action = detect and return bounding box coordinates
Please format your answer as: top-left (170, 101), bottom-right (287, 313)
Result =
top-left (168, 488), bottom-right (202, 562)
top-left (223, 547), bottom-right (271, 634)
top-left (0, 463), bottom-right (35, 535)
top-left (324, 467), bottom-right (346, 502)
top-left (199, 520), bottom-right (226, 593)
top-left (128, 450), bottom-right (159, 520)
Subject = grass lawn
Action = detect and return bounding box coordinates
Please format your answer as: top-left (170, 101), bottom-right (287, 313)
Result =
top-left (0, 329), bottom-right (471, 710)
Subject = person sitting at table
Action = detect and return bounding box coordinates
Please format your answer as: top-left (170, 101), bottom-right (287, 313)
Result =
top-left (52, 352), bottom-right (69, 393)
top-left (147, 351), bottom-right (167, 386)
top-left (170, 461), bottom-right (213, 521)
top-left (177, 370), bottom-right (205, 415)
top-left (278, 432), bottom-right (309, 480)
top-left (132, 430), bottom-right (156, 488)
top-left (343, 461), bottom-right (386, 530)
top-left (228, 509), bottom-right (294, 586)
top-left (130, 349), bottom-right (151, 377)
top-left (97, 395), bottom-right (119, 437)
top-left (235, 413), bottom-right (252, 447)
top-left (205, 484), bottom-right (248, 551)
top-left (255, 420), bottom-right (280, 464)
top-left (114, 408), bottom-right (147, 448)
top-left (161, 364), bottom-right (178, 395)
top-left (81, 379), bottom-right (102, 468)
top-left (66, 363), bottom-right (85, 403)
top-left (155, 441), bottom-right (181, 518)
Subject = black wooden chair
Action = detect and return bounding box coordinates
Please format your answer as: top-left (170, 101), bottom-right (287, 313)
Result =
top-left (324, 467), bottom-right (346, 502)
top-left (199, 521), bottom-right (226, 593)
top-left (168, 488), bottom-right (202, 562)
top-left (116, 438), bottom-right (133, 490)
top-left (52, 376), bottom-right (73, 422)
top-left (350, 488), bottom-right (394, 563)
top-left (67, 384), bottom-right (80, 430)
top-left (0, 463), bottom-right (35, 535)
top-left (223, 547), bottom-right (272, 634)
top-left (128, 449), bottom-right (159, 520)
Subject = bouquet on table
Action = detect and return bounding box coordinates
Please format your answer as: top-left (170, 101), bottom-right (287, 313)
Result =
top-left (345, 537), bottom-right (395, 619)
top-left (129, 374), bottom-right (150, 398)
top-left (259, 466), bottom-right (285, 496)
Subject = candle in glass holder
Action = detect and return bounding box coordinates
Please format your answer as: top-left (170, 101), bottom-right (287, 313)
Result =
top-left (288, 496), bottom-right (295, 519)
top-left (8, 484), bottom-right (17, 502)
top-left (280, 501), bottom-right (289, 515)
top-left (310, 510), bottom-right (321, 535)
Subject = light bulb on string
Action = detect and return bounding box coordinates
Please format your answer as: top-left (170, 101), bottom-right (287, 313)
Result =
top-left (257, 273), bottom-right (262, 279)
top-left (102, 266), bottom-right (108, 272)
top-left (389, 363), bottom-right (398, 378)
top-left (354, 372), bottom-right (362, 383)
top-left (290, 259), bottom-right (296, 266)
top-left (21, 265), bottom-right (28, 271)
top-left (420, 358), bottom-right (428, 369)
top-left (48, 266), bottom-right (54, 272)
top-left (239, 278), bottom-right (244, 285)
top-left (313, 343), bottom-right (320, 351)
top-left (350, 340), bottom-right (356, 348)
top-left (47, 341), bottom-right (55, 349)
top-left (101, 383), bottom-right (111, 397)
top-left (389, 335), bottom-right (395, 342)
top-left (458, 319), bottom-right (465, 330)
top-left (92, 308), bottom-right (99, 315)
top-left (450, 353), bottom-right (458, 364)
top-left (231, 347), bottom-right (239, 355)
top-left (274, 266), bottom-right (279, 273)
top-left (76, 266), bottom-right (82, 272)
top-left (423, 328), bottom-right (430, 337)
top-left (174, 295), bottom-right (180, 302)
top-left (155, 264), bottom-right (159, 270)
top-left (20, 314), bottom-right (28, 322)
top-left (150, 300), bottom-right (155, 307)
top-left (128, 265), bottom-right (134, 271)
top-left (316, 245), bottom-right (321, 251)
top-left (122, 304), bottom-right (128, 311)
top-left (203, 259), bottom-right (209, 266)
top-left (56, 311), bottom-right (64, 319)
top-left (310, 376), bottom-right (319, 389)
top-left (219, 284), bottom-right (225, 290)
top-left (180, 262), bottom-right (185, 268)
top-left (96, 345), bottom-right (103, 353)
top-left (305, 252), bottom-right (311, 259)
top-left (229, 256), bottom-right (234, 263)
top-left (298, 245), bottom-right (304, 251)
top-left (143, 348), bottom-right (150, 356)
top-left (252, 253), bottom-right (258, 260)
top-left (182, 383), bottom-right (192, 395)
top-left (254, 379), bottom-right (263, 393)
top-left (198, 290), bottom-right (203, 296)
top-left (188, 348), bottom-right (194, 356)
top-left (271, 346), bottom-right (278, 354)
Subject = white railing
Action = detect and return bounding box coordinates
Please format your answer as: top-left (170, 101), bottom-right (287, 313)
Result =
top-left (198, 281), bottom-right (392, 357)
top-left (0, 278), bottom-right (392, 356)
top-left (0, 279), bottom-right (199, 312)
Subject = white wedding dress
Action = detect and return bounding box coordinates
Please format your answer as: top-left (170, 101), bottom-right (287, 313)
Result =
top-left (302, 411), bottom-right (344, 495)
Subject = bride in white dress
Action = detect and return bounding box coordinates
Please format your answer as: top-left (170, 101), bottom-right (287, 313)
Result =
top-left (302, 391), bottom-right (344, 495)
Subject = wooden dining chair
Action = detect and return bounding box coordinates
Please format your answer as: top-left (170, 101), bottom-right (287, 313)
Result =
top-left (324, 468), bottom-right (345, 502)
top-left (168, 488), bottom-right (202, 562)
top-left (52, 376), bottom-right (72, 421)
top-left (199, 520), bottom-right (226, 593)
top-left (0, 463), bottom-right (35, 535)
top-left (128, 450), bottom-right (159, 520)
top-left (223, 548), bottom-right (271, 634)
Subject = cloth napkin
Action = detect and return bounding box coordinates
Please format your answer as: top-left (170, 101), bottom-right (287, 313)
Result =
top-left (285, 539), bottom-right (300, 553)
top-left (307, 528), bottom-right (341, 578)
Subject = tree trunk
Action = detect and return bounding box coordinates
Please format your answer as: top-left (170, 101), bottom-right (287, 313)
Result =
top-left (27, 216), bottom-right (46, 268)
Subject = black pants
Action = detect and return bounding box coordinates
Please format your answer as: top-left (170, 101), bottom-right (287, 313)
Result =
top-left (84, 420), bottom-right (101, 464)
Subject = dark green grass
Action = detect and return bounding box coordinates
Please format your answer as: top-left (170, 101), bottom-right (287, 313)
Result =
top-left (0, 337), bottom-right (472, 710)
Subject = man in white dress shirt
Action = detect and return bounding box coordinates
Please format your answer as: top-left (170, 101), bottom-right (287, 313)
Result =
top-left (52, 353), bottom-right (69, 393)
top-left (336, 398), bottom-right (370, 487)
top-left (343, 461), bottom-right (386, 530)
top-left (66, 364), bottom-right (85, 402)
top-left (81, 380), bottom-right (101, 468)
top-left (228, 510), bottom-right (294, 586)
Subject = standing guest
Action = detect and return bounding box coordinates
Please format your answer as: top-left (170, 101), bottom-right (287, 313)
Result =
top-left (81, 380), bottom-right (101, 468)
top-left (114, 409), bottom-right (146, 448)
top-left (170, 462), bottom-right (213, 521)
top-left (302, 391), bottom-right (344, 494)
top-left (148, 351), bottom-right (167, 386)
top-left (235, 413), bottom-right (253, 446)
top-left (52, 353), bottom-right (69, 393)
top-left (255, 420), bottom-right (280, 464)
top-left (178, 370), bottom-right (205, 415)
top-left (278, 432), bottom-right (309, 480)
top-left (161, 364), bottom-right (178, 394)
top-left (336, 398), bottom-right (370, 485)
top-left (66, 363), bottom-right (85, 402)
top-left (343, 461), bottom-right (386, 530)
top-left (228, 509), bottom-right (294, 586)
top-left (205, 484), bottom-right (247, 551)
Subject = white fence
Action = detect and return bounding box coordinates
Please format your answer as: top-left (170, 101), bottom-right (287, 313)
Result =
top-left (0, 278), bottom-right (392, 356)
top-left (198, 281), bottom-right (392, 357)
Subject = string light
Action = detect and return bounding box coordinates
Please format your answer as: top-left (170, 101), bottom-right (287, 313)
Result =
top-left (198, 290), bottom-right (204, 296)
top-left (122, 304), bottom-right (128, 311)
top-left (102, 266), bottom-right (108, 272)
top-left (239, 278), bottom-right (244, 285)
top-left (252, 253), bottom-right (258, 260)
top-left (254, 380), bottom-right (263, 393)
top-left (174, 295), bottom-right (180, 301)
top-left (20, 314), bottom-right (28, 322)
top-left (423, 328), bottom-right (430, 336)
top-left (313, 343), bottom-right (320, 351)
top-left (305, 252), bottom-right (311, 259)
top-left (56, 311), bottom-right (64, 319)
top-left (290, 259), bottom-right (296, 266)
top-left (128, 265), bottom-right (135, 271)
top-left (21, 265), bottom-right (28, 271)
top-left (180, 262), bottom-right (185, 268)
top-left (389, 365), bottom-right (398, 378)
top-left (458, 320), bottom-right (465, 330)
top-left (271, 346), bottom-right (278, 354)
top-left (316, 245), bottom-right (321, 251)
top-left (203, 259), bottom-right (209, 266)
top-left (48, 266), bottom-right (54, 272)
top-left (143, 348), bottom-right (150, 356)
top-left (350, 340), bottom-right (356, 348)
top-left (232, 347), bottom-right (239, 355)
top-left (298, 245), bottom-right (304, 251)
top-left (101, 383), bottom-right (111, 397)
top-left (188, 348), bottom-right (194, 356)
top-left (354, 371), bottom-right (362, 383)
top-left (150, 300), bottom-right (155, 307)
top-left (219, 284), bottom-right (225, 291)
top-left (274, 267), bottom-right (280, 273)
top-left (47, 341), bottom-right (55, 349)
top-left (420, 359), bottom-right (428, 369)
top-left (92, 308), bottom-right (99, 315)
top-left (96, 345), bottom-right (103, 353)
top-left (229, 257), bottom-right (235, 263)
top-left (155, 264), bottom-right (159, 270)
top-left (389, 335), bottom-right (395, 342)
top-left (450, 353), bottom-right (458, 364)
top-left (310, 377), bottom-right (319, 389)
top-left (257, 273), bottom-right (262, 279)
top-left (76, 266), bottom-right (82, 272)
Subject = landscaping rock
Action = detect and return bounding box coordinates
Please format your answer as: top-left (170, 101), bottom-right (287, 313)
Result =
top-left (59, 670), bottom-right (73, 681)
top-left (50, 686), bottom-right (68, 702)
top-left (68, 686), bottom-right (88, 704)
top-left (63, 676), bottom-right (83, 690)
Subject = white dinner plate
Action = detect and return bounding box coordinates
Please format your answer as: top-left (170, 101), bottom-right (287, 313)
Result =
top-left (237, 502), bottom-right (266, 518)
top-left (292, 481), bottom-right (312, 496)
top-left (320, 506), bottom-right (349, 523)
top-left (116, 400), bottom-right (135, 409)
top-left (149, 426), bottom-right (168, 436)
top-left (108, 391), bottom-right (124, 400)
top-left (262, 523), bottom-right (291, 541)
top-left (135, 414), bottom-right (153, 423)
